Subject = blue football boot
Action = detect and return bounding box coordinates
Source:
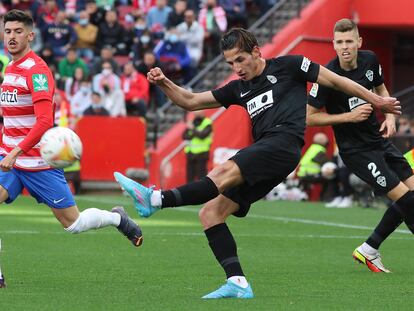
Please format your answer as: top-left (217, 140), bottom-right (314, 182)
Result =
top-left (113, 172), bottom-right (159, 218)
top-left (202, 280), bottom-right (254, 299)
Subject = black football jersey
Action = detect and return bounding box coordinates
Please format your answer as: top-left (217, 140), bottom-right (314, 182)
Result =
top-left (308, 50), bottom-right (385, 154)
top-left (212, 55), bottom-right (320, 142)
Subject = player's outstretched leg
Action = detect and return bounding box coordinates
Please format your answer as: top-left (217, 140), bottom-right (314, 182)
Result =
top-left (112, 206), bottom-right (143, 247)
top-left (114, 172), bottom-right (159, 218)
top-left (352, 244), bottom-right (390, 273)
top-left (202, 280), bottom-right (254, 299)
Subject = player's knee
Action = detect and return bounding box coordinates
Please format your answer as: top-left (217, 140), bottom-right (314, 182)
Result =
top-left (207, 161), bottom-right (242, 191)
top-left (199, 205), bottom-right (220, 229)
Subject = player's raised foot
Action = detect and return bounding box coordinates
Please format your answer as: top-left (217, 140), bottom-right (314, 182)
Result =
top-left (352, 245), bottom-right (390, 273)
top-left (0, 275), bottom-right (5, 288)
top-left (113, 172), bottom-right (159, 218)
top-left (202, 280), bottom-right (254, 299)
top-left (111, 206), bottom-right (143, 247)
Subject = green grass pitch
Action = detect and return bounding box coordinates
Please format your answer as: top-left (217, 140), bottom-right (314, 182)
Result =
top-left (1, 195), bottom-right (414, 310)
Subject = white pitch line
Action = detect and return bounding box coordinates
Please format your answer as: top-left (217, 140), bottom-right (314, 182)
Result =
top-left (75, 197), bottom-right (412, 235)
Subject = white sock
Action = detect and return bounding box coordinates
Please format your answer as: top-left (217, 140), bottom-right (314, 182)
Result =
top-left (228, 276), bottom-right (249, 288)
top-left (151, 190), bottom-right (162, 207)
top-left (65, 208), bottom-right (121, 234)
top-left (361, 242), bottom-right (378, 255)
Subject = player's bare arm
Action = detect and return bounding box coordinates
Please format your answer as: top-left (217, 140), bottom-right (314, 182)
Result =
top-left (316, 66), bottom-right (401, 115)
top-left (374, 83), bottom-right (396, 138)
top-left (306, 103), bottom-right (373, 126)
top-left (147, 67), bottom-right (222, 111)
top-left (0, 146), bottom-right (23, 171)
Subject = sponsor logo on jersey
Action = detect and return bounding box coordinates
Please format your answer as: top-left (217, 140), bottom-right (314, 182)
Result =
top-left (310, 83), bottom-right (319, 97)
top-left (378, 65), bottom-right (382, 77)
top-left (365, 70), bottom-right (373, 82)
top-left (301, 57), bottom-right (311, 72)
top-left (0, 89), bottom-right (18, 103)
top-left (240, 90), bottom-right (251, 97)
top-left (348, 96), bottom-right (367, 110)
top-left (246, 90), bottom-right (274, 118)
top-left (266, 75), bottom-right (277, 84)
top-left (32, 74), bottom-right (49, 92)
top-left (377, 175), bottom-right (386, 187)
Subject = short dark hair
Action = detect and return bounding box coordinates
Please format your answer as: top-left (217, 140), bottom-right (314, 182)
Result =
top-left (92, 91), bottom-right (101, 97)
top-left (4, 9), bottom-right (34, 28)
top-left (334, 18), bottom-right (359, 35)
top-left (220, 28), bottom-right (258, 54)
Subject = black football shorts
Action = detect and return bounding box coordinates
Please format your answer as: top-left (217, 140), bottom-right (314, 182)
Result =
top-left (223, 132), bottom-right (302, 217)
top-left (341, 141), bottom-right (413, 194)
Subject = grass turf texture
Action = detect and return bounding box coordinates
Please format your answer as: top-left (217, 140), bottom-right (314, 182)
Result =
top-left (1, 195), bottom-right (414, 310)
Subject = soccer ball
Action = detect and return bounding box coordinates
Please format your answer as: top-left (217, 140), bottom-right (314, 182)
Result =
top-left (40, 127), bottom-right (83, 168)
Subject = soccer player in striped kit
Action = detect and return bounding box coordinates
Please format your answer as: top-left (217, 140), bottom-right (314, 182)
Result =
top-left (0, 10), bottom-right (143, 288)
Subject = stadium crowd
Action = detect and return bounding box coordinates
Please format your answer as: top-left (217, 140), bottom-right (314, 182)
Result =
top-left (0, 0), bottom-right (278, 124)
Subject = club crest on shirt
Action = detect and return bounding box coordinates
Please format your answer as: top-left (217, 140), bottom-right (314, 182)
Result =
top-left (376, 175), bottom-right (386, 187)
top-left (365, 70), bottom-right (373, 82)
top-left (267, 75), bottom-right (277, 84)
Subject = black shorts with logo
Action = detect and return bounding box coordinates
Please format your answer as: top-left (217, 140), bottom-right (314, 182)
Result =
top-left (223, 132), bottom-right (303, 218)
top-left (340, 141), bottom-right (413, 194)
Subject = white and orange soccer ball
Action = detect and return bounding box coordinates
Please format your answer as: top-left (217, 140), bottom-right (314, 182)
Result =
top-left (40, 127), bottom-right (82, 168)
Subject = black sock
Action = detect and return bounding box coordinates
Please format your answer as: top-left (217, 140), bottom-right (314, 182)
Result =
top-left (161, 176), bottom-right (219, 208)
top-left (395, 191), bottom-right (414, 233)
top-left (204, 223), bottom-right (244, 278)
top-left (366, 203), bottom-right (403, 249)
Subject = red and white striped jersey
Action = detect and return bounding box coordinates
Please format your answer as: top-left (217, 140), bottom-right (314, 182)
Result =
top-left (0, 50), bottom-right (55, 170)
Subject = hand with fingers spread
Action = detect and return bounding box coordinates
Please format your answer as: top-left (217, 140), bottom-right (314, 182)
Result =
top-left (379, 115), bottom-right (397, 138)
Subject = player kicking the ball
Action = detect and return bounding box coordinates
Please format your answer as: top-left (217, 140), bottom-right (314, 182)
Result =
top-left (115, 28), bottom-right (400, 298)
top-left (0, 10), bottom-right (143, 288)
top-left (307, 18), bottom-right (414, 273)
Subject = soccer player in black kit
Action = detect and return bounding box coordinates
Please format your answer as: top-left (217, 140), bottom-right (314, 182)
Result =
top-left (114, 28), bottom-right (400, 298)
top-left (307, 18), bottom-right (414, 273)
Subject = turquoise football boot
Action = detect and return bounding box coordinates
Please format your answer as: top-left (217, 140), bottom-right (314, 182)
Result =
top-left (202, 280), bottom-right (254, 299)
top-left (113, 172), bottom-right (159, 218)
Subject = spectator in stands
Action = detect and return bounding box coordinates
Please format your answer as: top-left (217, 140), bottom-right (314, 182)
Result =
top-left (65, 66), bottom-right (88, 101)
top-left (183, 110), bottom-right (213, 182)
top-left (91, 45), bottom-right (121, 75)
top-left (93, 61), bottom-right (126, 117)
top-left (70, 79), bottom-right (93, 118)
top-left (85, 0), bottom-right (106, 26)
top-left (154, 28), bottom-right (192, 84)
top-left (133, 15), bottom-right (147, 37)
top-left (218, 0), bottom-right (248, 29)
top-left (177, 9), bottom-right (204, 75)
top-left (397, 116), bottom-right (412, 134)
top-left (54, 89), bottom-right (72, 127)
top-left (132, 0), bottom-right (157, 14)
top-left (198, 0), bottom-right (227, 60)
top-left (136, 50), bottom-right (167, 107)
top-left (42, 10), bottom-right (77, 57)
top-left (37, 0), bottom-right (59, 29)
top-left (166, 0), bottom-right (186, 29)
top-left (146, 0), bottom-right (172, 31)
top-left (74, 10), bottom-right (98, 61)
top-left (40, 45), bottom-right (57, 68)
top-left (96, 9), bottom-right (126, 55)
top-left (58, 47), bottom-right (89, 82)
top-left (297, 132), bottom-right (331, 200)
top-left (121, 62), bottom-right (150, 117)
top-left (31, 21), bottom-right (43, 53)
top-left (132, 29), bottom-right (155, 62)
top-left (83, 92), bottom-right (110, 116)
